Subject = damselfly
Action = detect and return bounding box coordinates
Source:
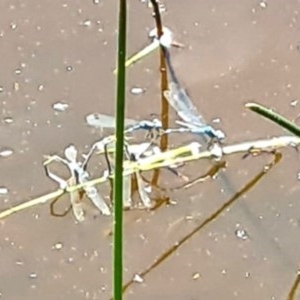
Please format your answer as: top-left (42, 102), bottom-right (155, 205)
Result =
top-left (163, 51), bottom-right (225, 142)
top-left (163, 83), bottom-right (225, 140)
top-left (86, 113), bottom-right (162, 135)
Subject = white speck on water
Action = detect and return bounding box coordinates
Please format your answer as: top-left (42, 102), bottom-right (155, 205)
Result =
top-left (29, 273), bottom-right (37, 279)
top-left (82, 19), bottom-right (92, 27)
top-left (37, 84), bottom-right (44, 91)
top-left (290, 99), bottom-right (298, 107)
top-left (0, 86), bottom-right (4, 92)
top-left (14, 68), bottom-right (22, 75)
top-left (3, 117), bottom-right (13, 124)
top-left (259, 1), bottom-right (268, 9)
top-left (93, 0), bottom-right (100, 4)
top-left (15, 260), bottom-right (24, 266)
top-left (13, 81), bottom-right (20, 91)
top-left (52, 101), bottom-right (69, 112)
top-left (0, 187), bottom-right (9, 195)
top-left (130, 87), bottom-right (145, 95)
top-left (158, 3), bottom-right (167, 13)
top-left (66, 65), bottom-right (73, 72)
top-left (10, 22), bottom-right (18, 30)
top-left (132, 274), bottom-right (144, 283)
top-left (212, 118), bottom-right (221, 124)
top-left (0, 148), bottom-right (14, 158)
top-left (53, 242), bottom-right (63, 250)
top-left (235, 228), bottom-right (249, 240)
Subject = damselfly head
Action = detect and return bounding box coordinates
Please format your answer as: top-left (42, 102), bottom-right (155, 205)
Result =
top-left (215, 130), bottom-right (226, 141)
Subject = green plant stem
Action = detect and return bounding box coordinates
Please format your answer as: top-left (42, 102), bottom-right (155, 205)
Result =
top-left (246, 102), bottom-right (300, 137)
top-left (113, 1), bottom-right (127, 299)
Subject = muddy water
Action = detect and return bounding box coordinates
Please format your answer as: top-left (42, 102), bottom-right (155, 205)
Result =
top-left (1, 1), bottom-right (300, 299)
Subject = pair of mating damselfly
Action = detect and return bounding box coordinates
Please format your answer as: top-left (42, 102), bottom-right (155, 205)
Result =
top-left (87, 49), bottom-right (225, 141)
top-left (86, 93), bottom-right (225, 143)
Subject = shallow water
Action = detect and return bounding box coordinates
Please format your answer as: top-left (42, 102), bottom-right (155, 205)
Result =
top-left (1, 1), bottom-right (300, 299)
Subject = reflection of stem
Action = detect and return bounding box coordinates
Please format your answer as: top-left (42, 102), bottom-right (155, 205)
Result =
top-left (50, 194), bottom-right (72, 217)
top-left (149, 0), bottom-right (169, 186)
top-left (287, 269), bottom-right (300, 300)
top-left (174, 161), bottom-right (226, 190)
top-left (121, 152), bottom-right (281, 294)
top-left (149, 161), bottom-right (226, 193)
top-left (149, 162), bottom-right (226, 210)
top-left (104, 143), bottom-right (114, 202)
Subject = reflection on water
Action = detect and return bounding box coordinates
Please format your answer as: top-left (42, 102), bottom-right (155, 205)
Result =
top-left (1, 1), bottom-right (300, 299)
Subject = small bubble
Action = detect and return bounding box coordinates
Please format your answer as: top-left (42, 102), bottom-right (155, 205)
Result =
top-left (66, 65), bottom-right (73, 72)
top-left (10, 23), bottom-right (17, 30)
top-left (53, 242), bottom-right (63, 250)
top-left (13, 81), bottom-right (20, 91)
top-left (14, 69), bottom-right (22, 75)
top-left (259, 1), bottom-right (268, 9)
top-left (37, 84), bottom-right (44, 91)
top-left (0, 147), bottom-right (14, 158)
top-left (132, 274), bottom-right (144, 283)
top-left (192, 272), bottom-right (201, 280)
top-left (0, 187), bottom-right (9, 195)
top-left (29, 273), bottom-right (37, 279)
top-left (235, 228), bottom-right (249, 240)
top-left (15, 260), bottom-right (24, 266)
top-left (130, 87), bottom-right (144, 95)
top-left (212, 118), bottom-right (221, 124)
top-left (93, 0), bottom-right (100, 4)
top-left (52, 101), bottom-right (69, 112)
top-left (3, 117), bottom-right (13, 124)
top-left (82, 20), bottom-right (92, 27)
top-left (290, 99), bottom-right (298, 107)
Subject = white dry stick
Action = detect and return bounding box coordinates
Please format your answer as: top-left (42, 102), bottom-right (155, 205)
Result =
top-left (122, 174), bottom-right (132, 208)
top-left (45, 144), bottom-right (110, 222)
top-left (113, 26), bottom-right (183, 73)
top-left (126, 142), bottom-right (152, 208)
top-left (99, 139), bottom-right (133, 208)
top-left (222, 136), bottom-right (300, 156)
top-left (103, 141), bottom-right (152, 208)
top-left (0, 135), bottom-right (299, 221)
top-left (136, 136), bottom-right (300, 171)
